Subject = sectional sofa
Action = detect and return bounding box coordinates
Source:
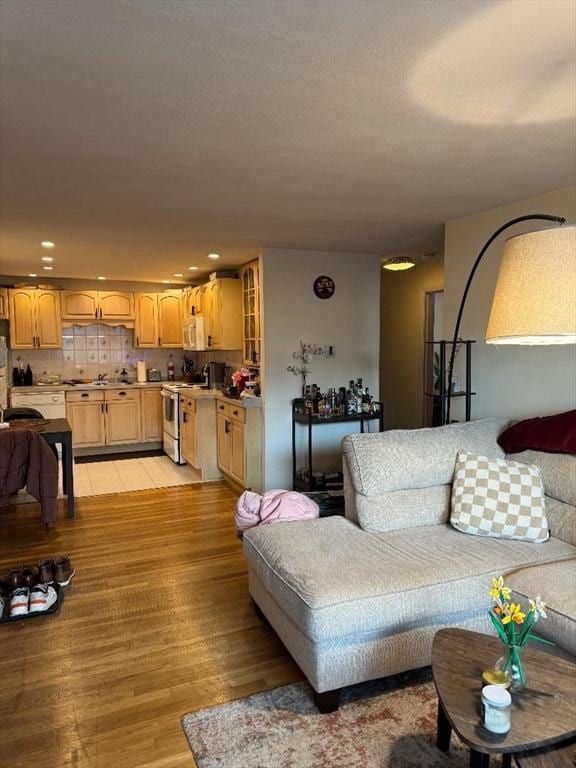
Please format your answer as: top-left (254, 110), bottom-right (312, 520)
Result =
top-left (243, 418), bottom-right (576, 712)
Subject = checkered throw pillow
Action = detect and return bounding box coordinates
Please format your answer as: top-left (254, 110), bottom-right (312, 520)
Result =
top-left (450, 451), bottom-right (549, 543)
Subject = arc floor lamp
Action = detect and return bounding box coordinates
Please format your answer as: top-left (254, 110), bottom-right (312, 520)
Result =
top-left (445, 214), bottom-right (576, 424)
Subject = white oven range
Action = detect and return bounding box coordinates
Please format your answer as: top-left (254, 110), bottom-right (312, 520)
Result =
top-left (161, 382), bottom-right (203, 464)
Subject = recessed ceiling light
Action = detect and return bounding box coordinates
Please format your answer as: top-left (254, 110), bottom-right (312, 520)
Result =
top-left (41, 241), bottom-right (55, 248)
top-left (208, 253), bottom-right (220, 260)
top-left (97, 276), bottom-right (107, 281)
top-left (162, 279), bottom-right (170, 284)
top-left (173, 273), bottom-right (184, 278)
top-left (28, 273), bottom-right (37, 277)
top-left (41, 256), bottom-right (54, 263)
top-left (188, 266), bottom-right (199, 271)
top-left (43, 266), bottom-right (54, 271)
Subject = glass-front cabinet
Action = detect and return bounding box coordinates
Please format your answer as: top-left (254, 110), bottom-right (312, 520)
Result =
top-left (240, 260), bottom-right (261, 366)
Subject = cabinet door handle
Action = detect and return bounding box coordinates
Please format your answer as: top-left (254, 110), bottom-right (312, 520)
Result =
top-left (158, 336), bottom-right (161, 346)
top-left (225, 420), bottom-right (231, 434)
top-left (118, 391), bottom-right (127, 396)
top-left (208, 335), bottom-right (212, 347)
top-left (219, 404), bottom-right (225, 411)
top-left (232, 410), bottom-right (239, 416)
top-left (95, 308), bottom-right (98, 318)
top-left (183, 412), bottom-right (187, 423)
top-left (101, 403), bottom-right (104, 413)
top-left (136, 335), bottom-right (139, 346)
top-left (105, 403), bottom-right (109, 412)
top-left (81, 393), bottom-right (89, 398)
top-left (99, 307), bottom-right (103, 318)
top-left (32, 335), bottom-right (36, 348)
top-left (37, 336), bottom-right (41, 347)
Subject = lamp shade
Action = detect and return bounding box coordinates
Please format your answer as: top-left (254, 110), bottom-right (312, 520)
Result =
top-left (486, 225), bottom-right (576, 345)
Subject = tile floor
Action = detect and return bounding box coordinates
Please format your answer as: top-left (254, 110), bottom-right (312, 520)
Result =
top-left (72, 456), bottom-right (203, 496)
top-left (2, 456), bottom-right (203, 505)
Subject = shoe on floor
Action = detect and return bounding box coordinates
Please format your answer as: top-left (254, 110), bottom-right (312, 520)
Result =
top-left (10, 587), bottom-right (30, 617)
top-left (20, 566), bottom-right (38, 589)
top-left (37, 559), bottom-right (55, 585)
top-left (53, 556), bottom-right (75, 587)
top-left (7, 569), bottom-right (22, 590)
top-left (29, 584), bottom-right (57, 613)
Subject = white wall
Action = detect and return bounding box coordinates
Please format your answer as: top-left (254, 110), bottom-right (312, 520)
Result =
top-left (444, 186), bottom-right (576, 422)
top-left (261, 249), bottom-right (381, 490)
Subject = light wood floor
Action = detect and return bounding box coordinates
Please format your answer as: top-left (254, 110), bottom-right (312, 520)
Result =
top-left (0, 484), bottom-right (302, 768)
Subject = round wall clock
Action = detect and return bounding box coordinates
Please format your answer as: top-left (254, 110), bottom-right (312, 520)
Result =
top-left (313, 275), bottom-right (335, 300)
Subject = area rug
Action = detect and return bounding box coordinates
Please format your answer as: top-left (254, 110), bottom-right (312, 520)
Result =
top-left (182, 671), bottom-right (504, 767)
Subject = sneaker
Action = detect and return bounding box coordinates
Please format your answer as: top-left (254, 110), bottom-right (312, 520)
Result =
top-left (37, 559), bottom-right (55, 585)
top-left (29, 584), bottom-right (57, 613)
top-left (10, 587), bottom-right (30, 617)
top-left (53, 556), bottom-right (75, 587)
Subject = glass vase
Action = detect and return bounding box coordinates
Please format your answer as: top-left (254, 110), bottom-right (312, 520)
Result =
top-left (496, 645), bottom-right (527, 691)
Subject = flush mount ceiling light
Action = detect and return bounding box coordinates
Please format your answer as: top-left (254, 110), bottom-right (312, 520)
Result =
top-left (173, 273), bottom-right (184, 278)
top-left (41, 256), bottom-right (54, 263)
top-left (208, 253), bottom-right (220, 260)
top-left (188, 266), bottom-right (199, 271)
top-left (382, 256), bottom-right (416, 271)
top-left (41, 241), bottom-right (55, 248)
top-left (97, 276), bottom-right (107, 281)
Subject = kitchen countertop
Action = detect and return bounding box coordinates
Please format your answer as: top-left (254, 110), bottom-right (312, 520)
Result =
top-left (10, 381), bottom-right (167, 393)
top-left (178, 387), bottom-right (220, 399)
top-left (217, 394), bottom-right (262, 408)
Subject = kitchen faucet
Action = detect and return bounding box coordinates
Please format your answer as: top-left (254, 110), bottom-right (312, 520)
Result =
top-left (97, 373), bottom-right (108, 382)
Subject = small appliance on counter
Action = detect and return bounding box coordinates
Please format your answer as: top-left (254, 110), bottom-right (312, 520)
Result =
top-left (147, 368), bottom-right (162, 382)
top-left (206, 362), bottom-right (226, 389)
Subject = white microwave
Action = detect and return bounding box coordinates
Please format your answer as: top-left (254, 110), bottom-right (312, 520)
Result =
top-left (183, 314), bottom-right (206, 351)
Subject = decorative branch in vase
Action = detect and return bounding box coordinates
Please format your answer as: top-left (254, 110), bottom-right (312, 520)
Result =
top-left (287, 341), bottom-right (325, 396)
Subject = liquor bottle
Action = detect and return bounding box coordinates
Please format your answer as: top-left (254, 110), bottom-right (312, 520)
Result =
top-left (12, 367), bottom-right (19, 387)
top-left (18, 362), bottom-right (26, 386)
top-left (304, 385), bottom-right (313, 412)
top-left (24, 364), bottom-right (33, 386)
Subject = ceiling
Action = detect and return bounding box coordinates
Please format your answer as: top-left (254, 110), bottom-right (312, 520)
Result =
top-left (0, 0), bottom-right (574, 283)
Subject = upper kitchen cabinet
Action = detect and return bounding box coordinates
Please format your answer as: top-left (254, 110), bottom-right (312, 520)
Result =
top-left (8, 288), bottom-right (62, 349)
top-left (61, 290), bottom-right (135, 321)
top-left (240, 260), bottom-right (261, 366)
top-left (0, 288), bottom-right (8, 319)
top-left (98, 291), bottom-right (135, 320)
top-left (157, 291), bottom-right (182, 347)
top-left (135, 290), bottom-right (182, 348)
top-left (182, 285), bottom-right (205, 320)
top-left (134, 293), bottom-right (159, 347)
top-left (204, 278), bottom-right (242, 350)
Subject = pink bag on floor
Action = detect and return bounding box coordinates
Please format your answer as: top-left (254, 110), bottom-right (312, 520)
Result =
top-left (235, 489), bottom-right (319, 534)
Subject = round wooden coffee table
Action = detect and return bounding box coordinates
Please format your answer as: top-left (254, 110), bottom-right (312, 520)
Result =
top-left (432, 628), bottom-right (576, 768)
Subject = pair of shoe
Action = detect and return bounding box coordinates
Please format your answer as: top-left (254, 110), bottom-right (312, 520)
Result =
top-left (38, 556), bottom-right (75, 587)
top-left (7, 584), bottom-right (58, 617)
top-left (7, 555), bottom-right (74, 590)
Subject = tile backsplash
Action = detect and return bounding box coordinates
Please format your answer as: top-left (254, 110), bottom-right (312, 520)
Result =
top-left (8, 324), bottom-right (245, 383)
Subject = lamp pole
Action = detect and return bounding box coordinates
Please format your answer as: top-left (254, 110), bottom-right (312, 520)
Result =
top-left (445, 213), bottom-right (566, 425)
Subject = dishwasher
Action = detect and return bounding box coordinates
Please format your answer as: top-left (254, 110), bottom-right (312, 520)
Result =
top-left (10, 390), bottom-right (67, 419)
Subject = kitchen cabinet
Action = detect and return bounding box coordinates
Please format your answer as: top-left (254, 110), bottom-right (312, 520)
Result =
top-left (204, 278), bottom-right (242, 350)
top-left (240, 260), bottom-right (261, 365)
top-left (157, 291), bottom-right (182, 347)
top-left (179, 393), bottom-right (221, 480)
top-left (135, 291), bottom-right (182, 348)
top-left (66, 388), bottom-right (144, 448)
top-left (66, 391), bottom-right (106, 447)
top-left (8, 288), bottom-right (62, 349)
top-left (141, 387), bottom-right (163, 442)
top-left (0, 288), bottom-right (8, 319)
top-left (105, 389), bottom-right (141, 445)
top-left (61, 290), bottom-right (135, 321)
top-left (216, 398), bottom-right (262, 490)
top-left (182, 285), bottom-right (204, 320)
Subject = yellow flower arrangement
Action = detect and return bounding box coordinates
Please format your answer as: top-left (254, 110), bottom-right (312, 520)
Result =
top-left (488, 575), bottom-right (552, 689)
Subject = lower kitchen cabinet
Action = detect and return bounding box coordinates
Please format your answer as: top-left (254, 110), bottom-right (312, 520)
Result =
top-left (141, 387), bottom-right (163, 442)
top-left (66, 391), bottom-right (106, 448)
top-left (216, 398), bottom-right (262, 491)
top-left (179, 394), bottom-right (221, 480)
top-left (66, 387), bottom-right (162, 448)
top-left (105, 390), bottom-right (141, 445)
